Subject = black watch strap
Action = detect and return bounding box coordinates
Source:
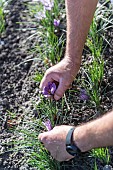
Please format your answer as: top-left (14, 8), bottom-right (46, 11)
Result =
top-left (66, 127), bottom-right (81, 156)
top-left (66, 127), bottom-right (75, 145)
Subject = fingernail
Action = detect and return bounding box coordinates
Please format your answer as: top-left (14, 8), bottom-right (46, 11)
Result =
top-left (38, 133), bottom-right (42, 140)
top-left (39, 84), bottom-right (42, 89)
top-left (54, 94), bottom-right (60, 100)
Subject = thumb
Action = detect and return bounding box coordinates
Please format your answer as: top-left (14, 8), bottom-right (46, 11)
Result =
top-left (40, 74), bottom-right (52, 90)
top-left (38, 131), bottom-right (49, 142)
top-left (54, 79), bottom-right (68, 100)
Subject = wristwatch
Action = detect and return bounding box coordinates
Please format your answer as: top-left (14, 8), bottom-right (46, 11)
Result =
top-left (66, 127), bottom-right (81, 156)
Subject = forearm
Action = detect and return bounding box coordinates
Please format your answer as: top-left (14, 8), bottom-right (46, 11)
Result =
top-left (74, 110), bottom-right (113, 152)
top-left (65, 0), bottom-right (98, 64)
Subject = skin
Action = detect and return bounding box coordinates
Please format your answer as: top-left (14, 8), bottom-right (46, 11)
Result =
top-left (38, 0), bottom-right (113, 162)
top-left (38, 111), bottom-right (113, 162)
top-left (40, 0), bottom-right (98, 101)
top-left (73, 110), bottom-right (113, 152)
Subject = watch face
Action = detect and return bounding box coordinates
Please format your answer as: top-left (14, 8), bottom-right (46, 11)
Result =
top-left (66, 127), bottom-right (81, 157)
top-left (66, 145), bottom-right (78, 156)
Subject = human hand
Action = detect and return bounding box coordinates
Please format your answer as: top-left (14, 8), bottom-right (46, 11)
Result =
top-left (38, 125), bottom-right (75, 162)
top-left (40, 58), bottom-right (80, 100)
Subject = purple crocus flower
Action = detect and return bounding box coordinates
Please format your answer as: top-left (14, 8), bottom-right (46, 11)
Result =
top-left (54, 19), bottom-right (60, 27)
top-left (42, 82), bottom-right (56, 98)
top-left (42, 119), bottom-right (52, 131)
top-left (40, 0), bottom-right (54, 10)
top-left (34, 9), bottom-right (46, 20)
top-left (45, 2), bottom-right (54, 10)
top-left (79, 89), bottom-right (89, 101)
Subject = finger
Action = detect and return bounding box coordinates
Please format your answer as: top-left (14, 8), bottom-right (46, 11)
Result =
top-left (65, 155), bottom-right (74, 161)
top-left (49, 146), bottom-right (59, 160)
top-left (38, 133), bottom-right (44, 141)
top-left (40, 71), bottom-right (60, 89)
top-left (39, 74), bottom-right (53, 90)
top-left (38, 131), bottom-right (49, 142)
top-left (54, 79), bottom-right (69, 100)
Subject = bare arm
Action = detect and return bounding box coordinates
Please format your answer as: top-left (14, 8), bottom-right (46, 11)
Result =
top-left (65, 0), bottom-right (98, 62)
top-left (38, 110), bottom-right (113, 162)
top-left (40, 0), bottom-right (98, 100)
top-left (74, 110), bottom-right (113, 152)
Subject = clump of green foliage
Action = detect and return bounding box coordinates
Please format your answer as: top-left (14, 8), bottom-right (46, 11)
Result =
top-left (92, 148), bottom-right (110, 165)
top-left (28, 0), bottom-right (66, 65)
top-left (0, 0), bottom-right (5, 34)
top-left (84, 1), bottom-right (113, 107)
top-left (8, 0), bottom-right (113, 170)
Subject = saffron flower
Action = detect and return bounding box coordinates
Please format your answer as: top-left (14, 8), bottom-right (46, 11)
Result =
top-left (54, 19), bottom-right (60, 27)
top-left (34, 8), bottom-right (46, 20)
top-left (39, 0), bottom-right (54, 10)
top-left (111, 0), bottom-right (113, 5)
top-left (44, 0), bottom-right (54, 10)
top-left (42, 82), bottom-right (56, 98)
top-left (32, 0), bottom-right (54, 20)
top-left (79, 89), bottom-right (89, 101)
top-left (42, 119), bottom-right (52, 131)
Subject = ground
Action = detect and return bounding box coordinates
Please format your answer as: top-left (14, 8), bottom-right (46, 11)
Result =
top-left (0, 0), bottom-right (113, 169)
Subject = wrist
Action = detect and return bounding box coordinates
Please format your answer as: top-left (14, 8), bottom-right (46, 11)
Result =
top-left (73, 125), bottom-right (94, 152)
top-left (66, 127), bottom-right (81, 156)
top-left (63, 56), bottom-right (81, 74)
top-left (64, 53), bottom-right (81, 65)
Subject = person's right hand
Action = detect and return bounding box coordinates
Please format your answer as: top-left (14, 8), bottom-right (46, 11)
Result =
top-left (40, 58), bottom-right (81, 100)
top-left (38, 125), bottom-right (75, 162)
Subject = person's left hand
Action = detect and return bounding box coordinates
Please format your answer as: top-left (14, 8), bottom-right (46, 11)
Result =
top-left (38, 125), bottom-right (74, 162)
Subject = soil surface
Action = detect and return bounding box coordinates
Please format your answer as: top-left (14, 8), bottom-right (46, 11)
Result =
top-left (0, 0), bottom-right (43, 169)
top-left (0, 0), bottom-right (113, 170)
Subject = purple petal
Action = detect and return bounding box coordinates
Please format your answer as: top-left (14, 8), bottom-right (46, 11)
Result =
top-left (54, 19), bottom-right (60, 27)
top-left (42, 119), bottom-right (52, 131)
top-left (80, 89), bottom-right (87, 94)
top-left (48, 82), bottom-right (52, 89)
top-left (34, 9), bottom-right (46, 20)
top-left (79, 89), bottom-right (89, 101)
top-left (44, 94), bottom-right (51, 98)
top-left (42, 82), bottom-right (57, 97)
top-left (80, 94), bottom-right (89, 101)
top-left (42, 86), bottom-right (49, 95)
top-left (41, 0), bottom-right (54, 10)
top-left (50, 83), bottom-right (56, 94)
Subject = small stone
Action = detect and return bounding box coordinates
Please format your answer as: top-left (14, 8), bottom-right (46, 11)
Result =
top-left (0, 158), bottom-right (3, 164)
top-left (33, 109), bottom-right (39, 117)
top-left (0, 40), bottom-right (5, 46)
top-left (0, 45), bottom-right (3, 50)
top-left (8, 20), bottom-right (13, 26)
top-left (3, 160), bottom-right (8, 166)
top-left (2, 98), bottom-right (8, 106)
top-left (23, 62), bottom-right (31, 70)
top-left (19, 164), bottom-right (29, 170)
top-left (0, 105), bottom-right (4, 111)
top-left (103, 165), bottom-right (113, 170)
